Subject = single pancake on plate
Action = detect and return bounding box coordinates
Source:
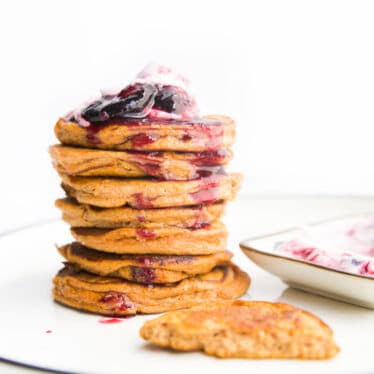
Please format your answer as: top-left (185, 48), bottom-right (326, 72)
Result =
top-left (140, 300), bottom-right (340, 359)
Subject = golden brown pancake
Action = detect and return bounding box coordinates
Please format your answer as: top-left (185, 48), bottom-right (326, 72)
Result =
top-left (50, 145), bottom-right (232, 180)
top-left (53, 263), bottom-right (250, 315)
top-left (140, 300), bottom-right (339, 359)
top-left (58, 242), bottom-right (233, 283)
top-left (71, 221), bottom-right (227, 255)
top-left (54, 115), bottom-right (235, 152)
top-left (55, 198), bottom-right (225, 229)
top-left (60, 173), bottom-right (242, 208)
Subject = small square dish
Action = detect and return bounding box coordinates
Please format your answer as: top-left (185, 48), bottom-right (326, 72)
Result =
top-left (240, 213), bottom-right (374, 309)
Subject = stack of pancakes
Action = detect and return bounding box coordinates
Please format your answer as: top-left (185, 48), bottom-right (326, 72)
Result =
top-left (50, 114), bottom-right (250, 316)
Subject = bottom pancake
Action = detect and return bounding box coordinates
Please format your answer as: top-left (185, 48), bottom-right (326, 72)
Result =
top-left (53, 262), bottom-right (250, 316)
top-left (58, 242), bottom-right (233, 283)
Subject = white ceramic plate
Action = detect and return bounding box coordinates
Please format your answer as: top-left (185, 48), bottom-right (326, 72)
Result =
top-left (1, 215), bottom-right (374, 373)
top-left (240, 214), bottom-right (374, 309)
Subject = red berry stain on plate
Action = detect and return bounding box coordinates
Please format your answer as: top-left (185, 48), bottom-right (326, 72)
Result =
top-left (45, 330), bottom-right (52, 333)
top-left (98, 316), bottom-right (135, 324)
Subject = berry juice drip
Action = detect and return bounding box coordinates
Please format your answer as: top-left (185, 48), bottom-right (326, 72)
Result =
top-left (132, 193), bottom-right (153, 209)
top-left (190, 175), bottom-right (221, 204)
top-left (99, 293), bottom-right (134, 313)
top-left (190, 149), bottom-right (228, 166)
top-left (189, 205), bottom-right (211, 230)
top-left (181, 122), bottom-right (224, 151)
top-left (135, 254), bottom-right (194, 266)
top-left (128, 150), bottom-right (227, 180)
top-left (136, 228), bottom-right (157, 239)
top-left (130, 266), bottom-right (156, 284)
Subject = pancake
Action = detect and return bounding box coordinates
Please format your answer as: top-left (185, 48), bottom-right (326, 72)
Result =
top-left (50, 145), bottom-right (232, 180)
top-left (71, 221), bottom-right (227, 255)
top-left (58, 242), bottom-right (233, 283)
top-left (53, 263), bottom-right (250, 315)
top-left (55, 198), bottom-right (225, 229)
top-left (140, 300), bottom-right (339, 359)
top-left (60, 173), bottom-right (242, 208)
top-left (54, 115), bottom-right (235, 152)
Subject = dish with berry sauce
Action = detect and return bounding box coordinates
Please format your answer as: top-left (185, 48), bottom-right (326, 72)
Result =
top-left (240, 213), bottom-right (374, 308)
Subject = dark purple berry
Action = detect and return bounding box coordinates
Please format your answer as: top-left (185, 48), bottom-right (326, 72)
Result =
top-left (81, 83), bottom-right (157, 123)
top-left (153, 85), bottom-right (193, 114)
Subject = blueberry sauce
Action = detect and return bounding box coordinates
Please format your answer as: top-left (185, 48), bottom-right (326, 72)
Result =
top-left (136, 228), bottom-right (157, 239)
top-left (136, 213), bottom-right (146, 223)
top-left (153, 84), bottom-right (194, 115)
top-left (190, 175), bottom-right (221, 204)
top-left (135, 254), bottom-right (194, 266)
top-left (130, 133), bottom-right (159, 148)
top-left (189, 206), bottom-right (211, 230)
top-left (81, 83), bottom-right (157, 123)
top-left (130, 266), bottom-right (156, 284)
top-left (99, 293), bottom-right (134, 312)
top-left (63, 66), bottom-right (228, 147)
top-left (184, 123), bottom-right (224, 151)
top-left (181, 133), bottom-right (192, 142)
top-left (132, 193), bottom-right (153, 209)
top-left (136, 256), bottom-right (153, 266)
top-left (129, 151), bottom-right (226, 180)
top-left (195, 166), bottom-right (226, 178)
top-left (190, 220), bottom-right (211, 230)
top-left (68, 77), bottom-right (200, 132)
top-left (190, 149), bottom-right (228, 166)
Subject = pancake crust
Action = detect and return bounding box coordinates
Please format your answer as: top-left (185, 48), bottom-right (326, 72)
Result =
top-left (53, 263), bottom-right (250, 315)
top-left (60, 173), bottom-right (242, 208)
top-left (71, 221), bottom-right (227, 255)
top-left (58, 242), bottom-right (233, 283)
top-left (50, 145), bottom-right (232, 179)
top-left (140, 300), bottom-right (340, 359)
top-left (54, 115), bottom-right (236, 152)
top-left (55, 198), bottom-right (225, 229)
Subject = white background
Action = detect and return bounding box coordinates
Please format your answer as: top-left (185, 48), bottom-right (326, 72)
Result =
top-left (0, 0), bottom-right (374, 231)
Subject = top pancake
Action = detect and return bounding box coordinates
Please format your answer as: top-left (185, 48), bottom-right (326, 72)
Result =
top-left (54, 115), bottom-right (235, 152)
top-left (140, 300), bottom-right (340, 359)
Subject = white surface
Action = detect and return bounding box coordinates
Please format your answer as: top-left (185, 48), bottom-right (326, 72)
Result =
top-left (1, 196), bottom-right (374, 373)
top-left (1, 0), bottom-right (374, 225)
